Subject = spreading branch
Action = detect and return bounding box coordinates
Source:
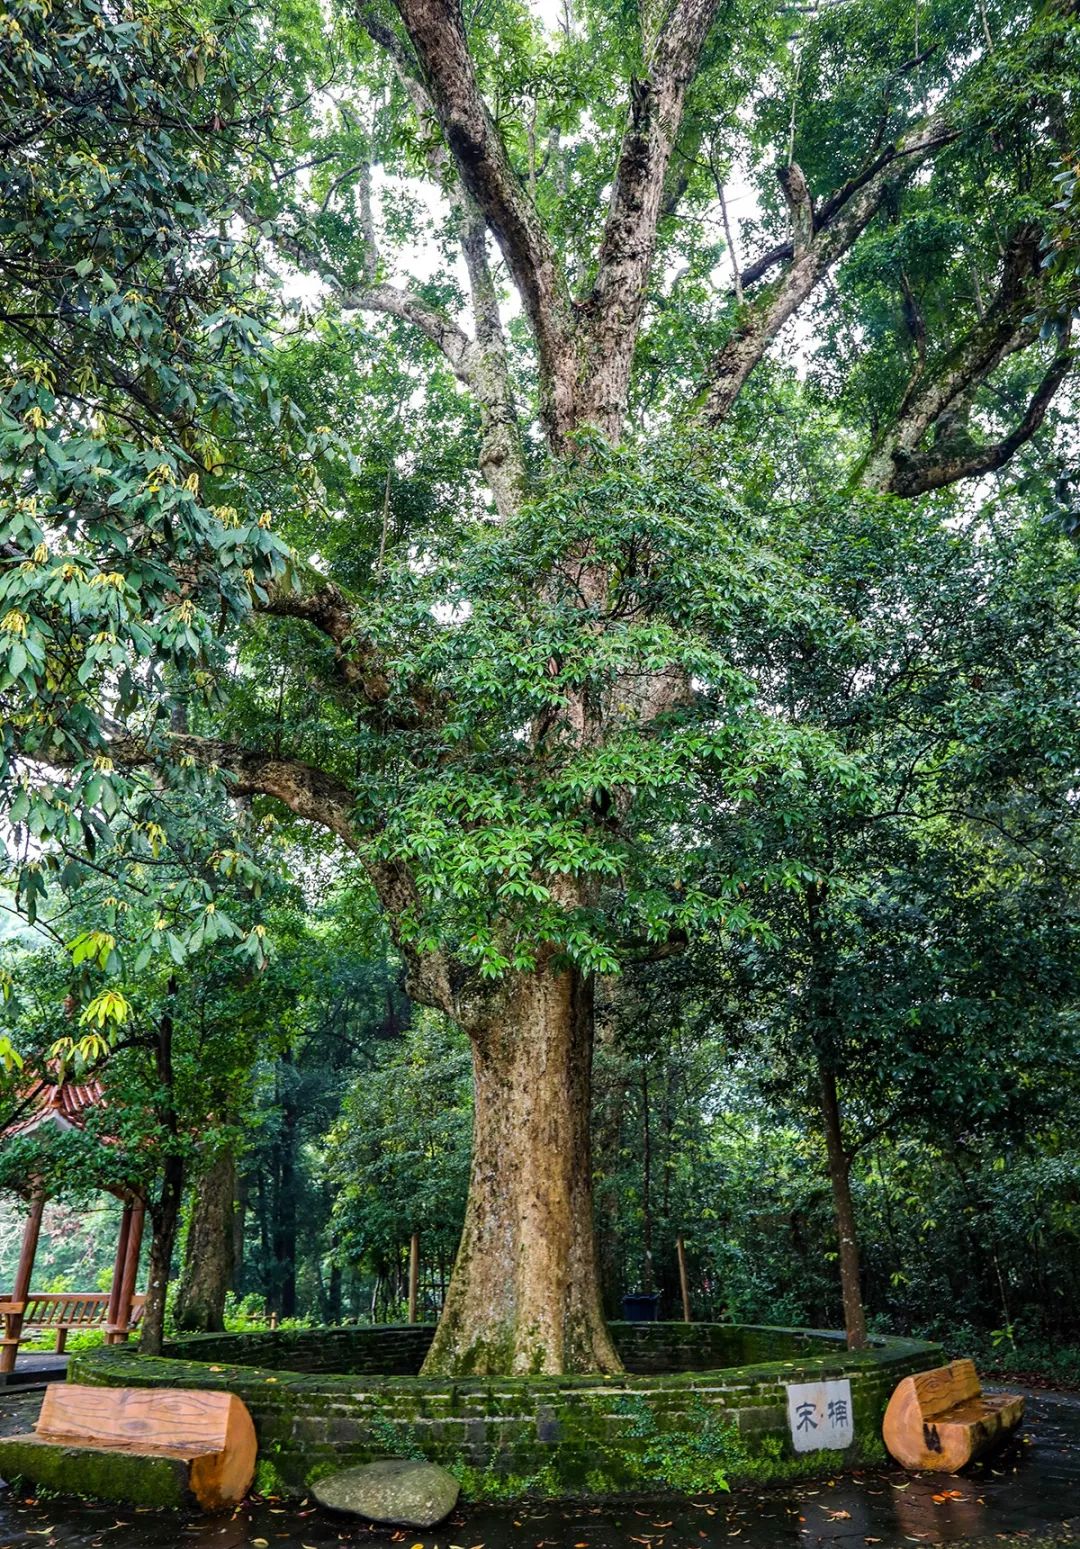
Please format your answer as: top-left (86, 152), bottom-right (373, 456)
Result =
top-left (256, 565), bottom-right (391, 703)
top-left (55, 733), bottom-right (362, 848)
top-left (255, 563), bottom-right (453, 728)
top-left (387, 0), bottom-right (576, 438)
top-left (579, 0), bottom-right (722, 438)
top-left (240, 206), bottom-right (480, 387)
top-left (859, 230), bottom-right (1073, 494)
top-left (44, 731), bottom-right (461, 1013)
top-left (884, 325), bottom-right (1075, 497)
top-left (701, 113), bottom-right (953, 424)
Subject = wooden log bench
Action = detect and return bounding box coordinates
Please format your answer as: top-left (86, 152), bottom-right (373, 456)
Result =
top-left (0, 1383), bottom-right (257, 1509)
top-left (883, 1358), bottom-right (1024, 1472)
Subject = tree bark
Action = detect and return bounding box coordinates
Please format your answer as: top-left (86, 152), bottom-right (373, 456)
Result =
top-left (273, 1055), bottom-right (298, 1320)
top-left (140, 1154), bottom-right (183, 1355)
top-left (592, 986), bottom-right (629, 1319)
top-left (819, 1062), bottom-right (867, 1351)
top-left (174, 1144), bottom-right (237, 1334)
top-left (140, 983), bottom-right (183, 1356)
top-left (422, 967), bottom-right (621, 1375)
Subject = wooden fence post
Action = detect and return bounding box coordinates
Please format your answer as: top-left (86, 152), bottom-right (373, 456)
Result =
top-left (676, 1233), bottom-right (692, 1322)
top-left (408, 1232), bottom-right (419, 1324)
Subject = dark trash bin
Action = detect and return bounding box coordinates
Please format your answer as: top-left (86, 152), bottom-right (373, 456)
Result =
top-left (621, 1293), bottom-right (660, 1322)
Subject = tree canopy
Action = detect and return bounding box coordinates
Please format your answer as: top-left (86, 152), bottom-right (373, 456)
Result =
top-left (1, 0), bottom-right (1078, 1374)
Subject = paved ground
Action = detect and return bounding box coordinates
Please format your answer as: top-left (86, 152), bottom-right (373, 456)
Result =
top-left (0, 1386), bottom-right (1077, 1549)
top-left (0, 1351), bottom-right (69, 1389)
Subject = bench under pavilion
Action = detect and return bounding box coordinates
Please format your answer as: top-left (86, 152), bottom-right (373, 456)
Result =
top-left (0, 1074), bottom-right (146, 1374)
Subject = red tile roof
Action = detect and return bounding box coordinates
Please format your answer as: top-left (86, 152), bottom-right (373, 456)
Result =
top-left (0, 1076), bottom-right (106, 1139)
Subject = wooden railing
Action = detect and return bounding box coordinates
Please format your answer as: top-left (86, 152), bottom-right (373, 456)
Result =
top-left (1, 1291), bottom-right (145, 1355)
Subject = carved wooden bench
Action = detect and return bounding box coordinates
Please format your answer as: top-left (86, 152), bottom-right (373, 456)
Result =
top-left (883, 1358), bottom-right (1024, 1472)
top-left (0, 1383), bottom-right (257, 1509)
top-left (1, 1293), bottom-right (146, 1357)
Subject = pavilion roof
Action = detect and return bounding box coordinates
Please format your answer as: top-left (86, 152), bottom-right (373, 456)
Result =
top-left (0, 1074), bottom-right (107, 1141)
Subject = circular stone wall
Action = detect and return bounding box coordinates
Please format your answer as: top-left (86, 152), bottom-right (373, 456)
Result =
top-left (70, 1323), bottom-right (940, 1501)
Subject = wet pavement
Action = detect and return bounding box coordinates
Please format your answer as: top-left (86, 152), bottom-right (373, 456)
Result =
top-left (0, 1387), bottom-right (1077, 1549)
top-left (0, 1353), bottom-right (69, 1389)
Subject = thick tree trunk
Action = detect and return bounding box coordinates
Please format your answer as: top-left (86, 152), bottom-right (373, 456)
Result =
top-left (140, 983), bottom-right (182, 1357)
top-left (140, 1154), bottom-right (183, 1355)
top-left (422, 967), bottom-right (621, 1375)
top-left (819, 1063), bottom-right (868, 1350)
top-left (272, 1054), bottom-right (298, 1318)
top-left (593, 985), bottom-right (629, 1319)
top-left (174, 1145), bottom-right (236, 1334)
top-left (232, 1174), bottom-right (247, 1293)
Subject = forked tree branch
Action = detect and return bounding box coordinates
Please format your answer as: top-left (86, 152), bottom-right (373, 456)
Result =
top-left (884, 325), bottom-right (1075, 497)
top-left (580, 0), bottom-right (722, 439)
top-left (733, 129), bottom-right (957, 293)
top-left (859, 229), bottom-right (1073, 494)
top-left (240, 205), bottom-right (481, 388)
top-left (701, 113), bottom-right (953, 424)
top-left (387, 0), bottom-right (576, 437)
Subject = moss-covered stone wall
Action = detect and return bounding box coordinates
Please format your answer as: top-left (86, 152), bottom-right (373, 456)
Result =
top-left (70, 1324), bottom-right (940, 1502)
top-left (156, 1323), bottom-right (434, 1376)
top-left (141, 1320), bottom-right (850, 1379)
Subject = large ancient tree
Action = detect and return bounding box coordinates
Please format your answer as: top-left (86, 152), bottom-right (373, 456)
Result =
top-left (1, 0), bottom-right (1078, 1372)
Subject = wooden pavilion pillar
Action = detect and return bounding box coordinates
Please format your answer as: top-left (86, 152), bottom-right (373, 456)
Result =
top-left (0, 1189), bottom-right (46, 1375)
top-left (114, 1200), bottom-right (145, 1343)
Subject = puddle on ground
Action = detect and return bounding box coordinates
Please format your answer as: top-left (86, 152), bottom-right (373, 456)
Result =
top-left (0, 1389), bottom-right (1075, 1549)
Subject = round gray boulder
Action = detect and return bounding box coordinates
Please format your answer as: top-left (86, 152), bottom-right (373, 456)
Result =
top-left (313, 1458), bottom-right (460, 1527)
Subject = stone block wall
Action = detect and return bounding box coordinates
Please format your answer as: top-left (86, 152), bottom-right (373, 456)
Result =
top-left (70, 1324), bottom-right (940, 1501)
top-left (157, 1324), bottom-right (434, 1376)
